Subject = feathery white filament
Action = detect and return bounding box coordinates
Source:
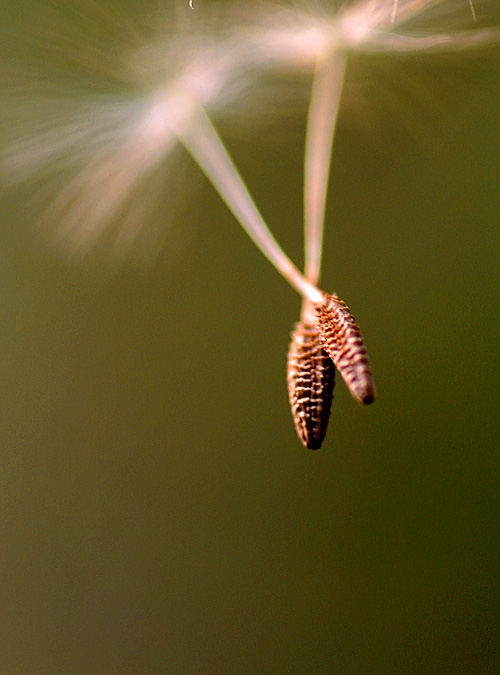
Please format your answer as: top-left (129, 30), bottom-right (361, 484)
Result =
top-left (358, 26), bottom-right (500, 51)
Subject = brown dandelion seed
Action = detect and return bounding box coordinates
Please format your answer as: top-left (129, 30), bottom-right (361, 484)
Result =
top-left (287, 321), bottom-right (336, 450)
top-left (315, 293), bottom-right (375, 405)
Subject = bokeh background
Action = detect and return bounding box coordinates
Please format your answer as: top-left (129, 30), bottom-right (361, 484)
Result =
top-left (1, 2), bottom-right (499, 673)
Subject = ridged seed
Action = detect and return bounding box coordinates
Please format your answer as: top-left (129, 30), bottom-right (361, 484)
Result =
top-left (315, 293), bottom-right (375, 405)
top-left (287, 321), bottom-right (336, 450)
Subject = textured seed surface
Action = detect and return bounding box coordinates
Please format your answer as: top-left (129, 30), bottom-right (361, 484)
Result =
top-left (287, 322), bottom-right (336, 450)
top-left (315, 293), bottom-right (375, 405)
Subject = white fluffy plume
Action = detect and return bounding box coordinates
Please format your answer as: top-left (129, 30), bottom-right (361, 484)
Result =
top-left (1, 1), bottom-right (498, 265)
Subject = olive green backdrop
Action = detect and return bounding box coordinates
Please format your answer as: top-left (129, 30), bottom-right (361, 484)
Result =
top-left (1, 2), bottom-right (499, 673)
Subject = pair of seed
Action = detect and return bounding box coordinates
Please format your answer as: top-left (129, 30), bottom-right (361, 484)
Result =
top-left (287, 293), bottom-right (375, 450)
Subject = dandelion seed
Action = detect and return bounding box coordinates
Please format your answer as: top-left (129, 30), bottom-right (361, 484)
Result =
top-left (316, 294), bottom-right (375, 406)
top-left (287, 322), bottom-right (336, 450)
top-left (1, 0), bottom-right (499, 448)
top-left (285, 0), bottom-right (498, 447)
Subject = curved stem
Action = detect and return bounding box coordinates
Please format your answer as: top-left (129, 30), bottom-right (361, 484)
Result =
top-left (179, 106), bottom-right (323, 305)
top-left (301, 50), bottom-right (347, 321)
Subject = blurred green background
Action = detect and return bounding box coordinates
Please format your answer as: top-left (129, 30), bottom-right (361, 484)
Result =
top-left (1, 2), bottom-right (499, 673)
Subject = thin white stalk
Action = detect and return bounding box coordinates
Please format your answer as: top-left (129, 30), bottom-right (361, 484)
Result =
top-left (179, 106), bottom-right (323, 305)
top-left (301, 50), bottom-right (346, 324)
top-left (391, 0), bottom-right (398, 24)
top-left (303, 50), bottom-right (347, 288)
top-left (468, 0), bottom-right (477, 22)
